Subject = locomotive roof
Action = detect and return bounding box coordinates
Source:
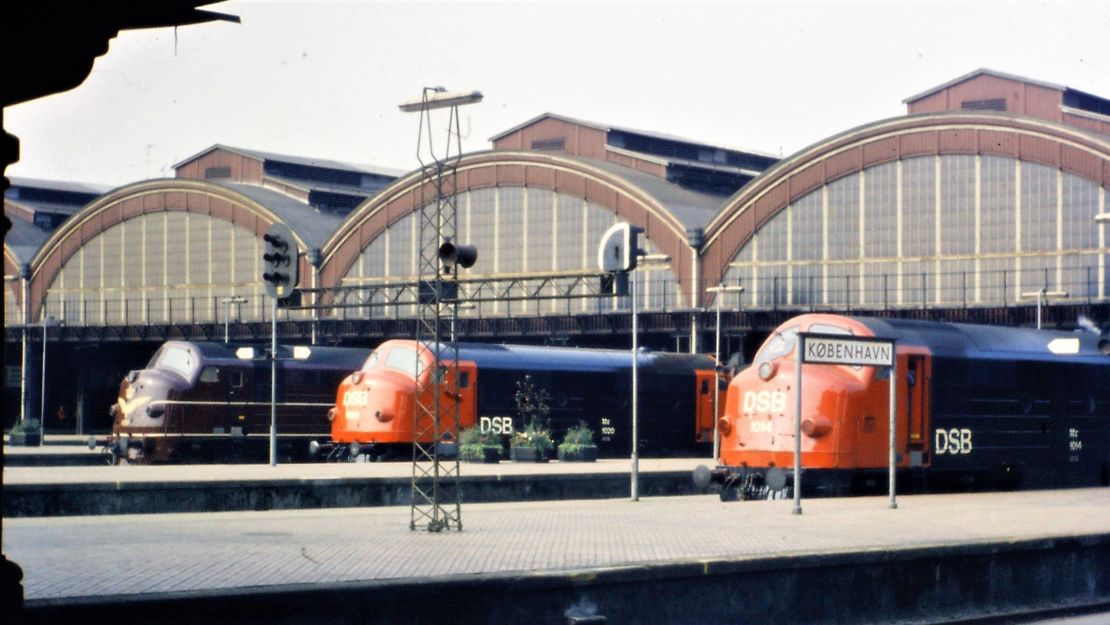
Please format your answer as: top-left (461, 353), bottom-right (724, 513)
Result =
top-left (414, 341), bottom-right (714, 374)
top-left (851, 317), bottom-right (1108, 362)
top-left (159, 341), bottom-right (367, 369)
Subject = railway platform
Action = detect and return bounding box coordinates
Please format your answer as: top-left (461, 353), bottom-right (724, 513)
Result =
top-left (4, 488), bottom-right (1110, 624)
top-left (3, 456), bottom-right (712, 516)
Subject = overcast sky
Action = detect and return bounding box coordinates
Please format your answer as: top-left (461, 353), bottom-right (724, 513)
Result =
top-left (5, 0), bottom-right (1109, 187)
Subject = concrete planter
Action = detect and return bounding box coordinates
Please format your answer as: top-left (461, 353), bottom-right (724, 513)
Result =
top-left (461, 446), bottom-right (502, 464)
top-left (8, 432), bottom-right (42, 446)
top-left (557, 445), bottom-right (598, 462)
top-left (510, 446), bottom-right (549, 463)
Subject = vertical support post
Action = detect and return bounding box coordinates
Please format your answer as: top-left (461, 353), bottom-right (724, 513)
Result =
top-left (713, 291), bottom-right (721, 460)
top-left (631, 270), bottom-right (639, 502)
top-left (270, 296), bottom-right (278, 466)
top-left (40, 315), bottom-right (48, 445)
top-left (888, 351), bottom-right (898, 510)
top-left (793, 334), bottom-right (803, 515)
top-left (20, 268), bottom-right (29, 423)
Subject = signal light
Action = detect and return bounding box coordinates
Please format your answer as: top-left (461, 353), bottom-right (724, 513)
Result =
top-left (438, 241), bottom-right (478, 269)
top-left (597, 222), bottom-right (644, 272)
top-left (261, 223), bottom-right (299, 299)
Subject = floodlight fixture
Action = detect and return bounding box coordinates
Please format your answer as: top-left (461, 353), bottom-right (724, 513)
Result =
top-left (399, 89), bottom-right (484, 112)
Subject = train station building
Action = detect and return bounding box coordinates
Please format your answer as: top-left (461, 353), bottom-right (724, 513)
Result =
top-left (4, 68), bottom-right (1109, 433)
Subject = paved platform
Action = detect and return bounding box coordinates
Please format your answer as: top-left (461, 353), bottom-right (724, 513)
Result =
top-left (2, 443), bottom-right (107, 467)
top-left (5, 488), bottom-right (1110, 624)
top-left (3, 456), bottom-right (707, 484)
top-left (3, 458), bottom-right (714, 516)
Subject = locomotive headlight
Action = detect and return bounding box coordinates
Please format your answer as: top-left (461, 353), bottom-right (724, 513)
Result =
top-left (351, 371), bottom-right (363, 385)
top-left (326, 407), bottom-right (337, 422)
top-left (758, 361), bottom-right (777, 381)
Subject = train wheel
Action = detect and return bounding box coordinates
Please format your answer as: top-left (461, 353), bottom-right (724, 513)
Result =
top-left (719, 485), bottom-right (739, 502)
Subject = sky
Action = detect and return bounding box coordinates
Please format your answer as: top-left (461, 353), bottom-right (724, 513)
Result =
top-left (4, 0), bottom-right (1109, 188)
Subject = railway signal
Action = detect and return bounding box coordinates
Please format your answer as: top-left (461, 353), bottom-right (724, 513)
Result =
top-left (262, 223), bottom-right (299, 299)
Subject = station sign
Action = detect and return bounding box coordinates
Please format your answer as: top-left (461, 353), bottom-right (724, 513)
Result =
top-left (800, 334), bottom-right (894, 367)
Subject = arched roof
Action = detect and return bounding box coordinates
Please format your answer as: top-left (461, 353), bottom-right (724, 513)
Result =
top-left (27, 178), bottom-right (338, 320)
top-left (700, 112), bottom-right (1110, 288)
top-left (320, 150), bottom-right (717, 303)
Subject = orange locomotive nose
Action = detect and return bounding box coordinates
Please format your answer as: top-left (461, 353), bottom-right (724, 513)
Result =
top-left (331, 372), bottom-right (410, 444)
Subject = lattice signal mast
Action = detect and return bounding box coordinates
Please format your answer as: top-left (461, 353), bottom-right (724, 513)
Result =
top-left (399, 87), bottom-right (482, 532)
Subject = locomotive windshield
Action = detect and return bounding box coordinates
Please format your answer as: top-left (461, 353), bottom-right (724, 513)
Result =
top-left (755, 326), bottom-right (799, 365)
top-left (362, 351), bottom-right (381, 371)
top-left (384, 346), bottom-right (419, 375)
top-left (156, 346), bottom-right (196, 378)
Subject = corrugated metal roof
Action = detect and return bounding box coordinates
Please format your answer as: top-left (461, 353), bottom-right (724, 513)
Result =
top-left (174, 144), bottom-right (406, 178)
top-left (6, 176), bottom-right (112, 196)
top-left (218, 183), bottom-right (345, 251)
top-left (263, 173), bottom-right (389, 199)
top-left (606, 146), bottom-right (765, 179)
top-left (580, 157), bottom-right (724, 231)
top-left (4, 215), bottom-right (51, 264)
top-left (5, 197), bottom-right (86, 217)
top-left (490, 112), bottom-right (778, 160)
top-left (902, 68), bottom-right (1070, 104)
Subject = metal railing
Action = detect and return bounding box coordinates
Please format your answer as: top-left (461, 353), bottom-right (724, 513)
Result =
top-left (23, 265), bottom-right (1106, 329)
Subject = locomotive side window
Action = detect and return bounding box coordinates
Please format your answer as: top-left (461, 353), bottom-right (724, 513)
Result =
top-left (459, 371), bottom-right (470, 389)
top-left (755, 326), bottom-right (799, 365)
top-left (231, 371), bottom-right (244, 388)
top-left (158, 347), bottom-right (195, 378)
top-left (199, 367), bottom-right (220, 383)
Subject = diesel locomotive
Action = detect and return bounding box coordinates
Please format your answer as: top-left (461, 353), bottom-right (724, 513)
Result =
top-left (108, 341), bottom-right (367, 464)
top-left (699, 314), bottom-right (1110, 500)
top-left (324, 340), bottom-right (722, 459)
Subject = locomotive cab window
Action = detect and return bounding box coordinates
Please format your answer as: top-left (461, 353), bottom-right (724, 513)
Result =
top-left (199, 367), bottom-right (220, 384)
top-left (231, 371), bottom-right (245, 388)
top-left (363, 351), bottom-right (381, 371)
top-left (459, 371), bottom-right (470, 389)
top-left (158, 347), bottom-right (196, 378)
top-left (385, 347), bottom-right (419, 375)
top-left (755, 326), bottom-right (799, 365)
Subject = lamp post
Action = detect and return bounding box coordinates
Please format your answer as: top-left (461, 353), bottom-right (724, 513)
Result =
top-left (1021, 288), bottom-right (1069, 329)
top-left (705, 284), bottom-right (744, 460)
top-left (39, 314), bottom-right (63, 446)
top-left (221, 296), bottom-right (248, 343)
top-left (630, 254), bottom-right (670, 502)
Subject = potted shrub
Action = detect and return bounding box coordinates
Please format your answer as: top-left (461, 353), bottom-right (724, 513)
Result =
top-left (510, 418), bottom-right (554, 462)
top-left (7, 419), bottom-right (42, 447)
top-left (459, 426), bottom-right (502, 463)
top-left (509, 375), bottom-right (554, 462)
top-left (557, 421), bottom-right (598, 462)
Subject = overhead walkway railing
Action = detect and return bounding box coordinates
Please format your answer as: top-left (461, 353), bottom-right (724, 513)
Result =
top-left (19, 265), bottom-right (1108, 328)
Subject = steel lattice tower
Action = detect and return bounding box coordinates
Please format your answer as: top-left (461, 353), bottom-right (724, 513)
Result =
top-left (407, 87), bottom-right (471, 532)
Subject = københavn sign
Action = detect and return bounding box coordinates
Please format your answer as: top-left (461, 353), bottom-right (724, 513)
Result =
top-left (800, 334), bottom-right (894, 367)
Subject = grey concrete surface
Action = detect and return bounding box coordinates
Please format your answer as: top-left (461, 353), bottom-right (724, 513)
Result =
top-left (5, 487), bottom-right (1109, 603)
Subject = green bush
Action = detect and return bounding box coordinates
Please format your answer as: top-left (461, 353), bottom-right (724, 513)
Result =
top-left (7, 419), bottom-right (41, 435)
top-left (560, 421), bottom-right (594, 447)
top-left (459, 425), bottom-right (503, 462)
top-left (511, 418), bottom-right (554, 456)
